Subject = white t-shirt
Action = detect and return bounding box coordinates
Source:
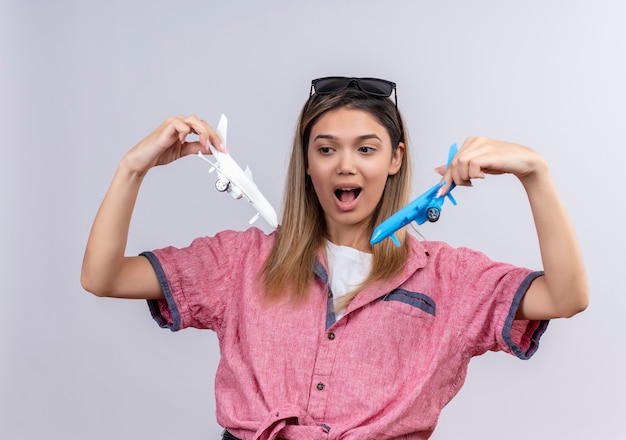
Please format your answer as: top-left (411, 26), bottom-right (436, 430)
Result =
top-left (325, 240), bottom-right (372, 320)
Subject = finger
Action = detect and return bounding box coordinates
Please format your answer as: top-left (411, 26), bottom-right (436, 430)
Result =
top-left (160, 116), bottom-right (194, 146)
top-left (462, 152), bottom-right (487, 180)
top-left (449, 153), bottom-right (473, 187)
top-left (459, 137), bottom-right (509, 178)
top-left (435, 137), bottom-right (475, 180)
top-left (436, 174), bottom-right (453, 198)
top-left (452, 137), bottom-right (490, 183)
top-left (178, 140), bottom-right (206, 158)
top-left (183, 115), bottom-right (223, 153)
top-left (459, 136), bottom-right (479, 154)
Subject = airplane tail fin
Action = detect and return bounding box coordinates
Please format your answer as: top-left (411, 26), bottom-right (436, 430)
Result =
top-left (446, 143), bottom-right (458, 169)
top-left (217, 114), bottom-right (228, 148)
top-left (443, 143), bottom-right (458, 200)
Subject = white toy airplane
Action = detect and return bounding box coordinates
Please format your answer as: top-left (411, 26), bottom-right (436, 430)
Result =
top-left (197, 114), bottom-right (279, 229)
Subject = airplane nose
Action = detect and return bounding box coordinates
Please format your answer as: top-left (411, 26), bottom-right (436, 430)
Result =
top-left (370, 228), bottom-right (383, 245)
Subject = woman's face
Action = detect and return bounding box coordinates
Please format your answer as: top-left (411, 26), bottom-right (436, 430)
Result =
top-left (306, 107), bottom-right (404, 247)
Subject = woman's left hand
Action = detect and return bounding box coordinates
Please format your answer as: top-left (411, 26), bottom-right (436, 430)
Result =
top-left (436, 137), bottom-right (548, 194)
top-left (436, 136), bottom-right (589, 320)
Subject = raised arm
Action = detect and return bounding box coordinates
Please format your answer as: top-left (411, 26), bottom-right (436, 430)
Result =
top-left (81, 115), bottom-right (222, 299)
top-left (438, 137), bottom-right (589, 320)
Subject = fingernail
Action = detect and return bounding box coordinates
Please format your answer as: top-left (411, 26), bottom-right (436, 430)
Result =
top-left (436, 181), bottom-right (448, 198)
top-left (220, 143), bottom-right (229, 154)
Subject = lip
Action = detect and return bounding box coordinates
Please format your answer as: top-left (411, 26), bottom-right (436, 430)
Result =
top-left (333, 184), bottom-right (362, 211)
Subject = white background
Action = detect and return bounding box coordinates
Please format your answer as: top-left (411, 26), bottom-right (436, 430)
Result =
top-left (2, 1), bottom-right (624, 438)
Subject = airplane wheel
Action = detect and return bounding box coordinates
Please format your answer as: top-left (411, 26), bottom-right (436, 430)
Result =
top-left (427, 207), bottom-right (440, 222)
top-left (215, 179), bottom-right (229, 192)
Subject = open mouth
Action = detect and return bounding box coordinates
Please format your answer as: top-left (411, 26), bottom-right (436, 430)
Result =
top-left (334, 187), bottom-right (362, 203)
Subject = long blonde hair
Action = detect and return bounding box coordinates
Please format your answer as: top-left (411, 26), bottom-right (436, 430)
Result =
top-left (261, 88), bottom-right (412, 303)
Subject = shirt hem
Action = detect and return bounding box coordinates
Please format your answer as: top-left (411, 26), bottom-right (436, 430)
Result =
top-left (503, 270), bottom-right (549, 359)
top-left (140, 251), bottom-right (181, 331)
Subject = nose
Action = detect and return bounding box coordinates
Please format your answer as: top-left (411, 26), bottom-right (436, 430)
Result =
top-left (336, 150), bottom-right (356, 175)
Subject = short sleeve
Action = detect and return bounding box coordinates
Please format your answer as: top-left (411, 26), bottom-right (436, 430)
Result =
top-left (453, 247), bottom-right (549, 360)
top-left (141, 229), bottom-right (254, 332)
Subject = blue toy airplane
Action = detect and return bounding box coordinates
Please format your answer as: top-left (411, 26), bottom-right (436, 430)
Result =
top-left (370, 143), bottom-right (459, 247)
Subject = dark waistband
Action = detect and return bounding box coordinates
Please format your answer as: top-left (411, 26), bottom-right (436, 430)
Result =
top-left (222, 430), bottom-right (240, 440)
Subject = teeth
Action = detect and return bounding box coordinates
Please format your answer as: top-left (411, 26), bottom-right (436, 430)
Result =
top-left (335, 187), bottom-right (362, 203)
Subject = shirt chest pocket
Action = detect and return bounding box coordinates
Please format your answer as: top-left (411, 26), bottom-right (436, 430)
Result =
top-left (381, 288), bottom-right (436, 318)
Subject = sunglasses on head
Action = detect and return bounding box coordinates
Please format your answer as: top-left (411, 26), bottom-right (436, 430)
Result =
top-left (310, 76), bottom-right (398, 107)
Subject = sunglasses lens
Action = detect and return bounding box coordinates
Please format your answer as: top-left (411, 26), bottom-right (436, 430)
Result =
top-left (311, 77), bottom-right (396, 106)
top-left (358, 79), bottom-right (393, 97)
top-left (313, 77), bottom-right (352, 94)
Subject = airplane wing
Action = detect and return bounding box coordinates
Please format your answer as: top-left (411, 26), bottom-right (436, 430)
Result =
top-left (197, 114), bottom-right (279, 229)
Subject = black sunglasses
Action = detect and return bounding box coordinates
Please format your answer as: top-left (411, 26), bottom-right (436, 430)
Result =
top-left (310, 76), bottom-right (398, 107)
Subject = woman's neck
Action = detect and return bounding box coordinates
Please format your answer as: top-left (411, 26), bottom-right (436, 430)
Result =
top-left (325, 224), bottom-right (372, 253)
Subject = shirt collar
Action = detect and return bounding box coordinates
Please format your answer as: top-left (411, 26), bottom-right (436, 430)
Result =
top-left (314, 235), bottom-right (429, 314)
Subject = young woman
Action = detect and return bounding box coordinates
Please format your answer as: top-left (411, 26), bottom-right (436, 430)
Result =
top-left (81, 77), bottom-right (588, 439)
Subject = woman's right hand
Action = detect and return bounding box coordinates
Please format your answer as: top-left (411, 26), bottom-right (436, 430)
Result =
top-left (123, 115), bottom-right (224, 175)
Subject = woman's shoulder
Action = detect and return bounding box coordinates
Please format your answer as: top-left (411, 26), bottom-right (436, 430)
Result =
top-left (194, 226), bottom-right (277, 250)
top-left (407, 234), bottom-right (486, 264)
top-left (407, 234), bottom-right (455, 255)
top-left (214, 226), bottom-right (276, 241)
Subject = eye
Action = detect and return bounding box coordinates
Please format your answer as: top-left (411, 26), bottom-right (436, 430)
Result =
top-left (318, 146), bottom-right (334, 154)
top-left (358, 145), bottom-right (376, 154)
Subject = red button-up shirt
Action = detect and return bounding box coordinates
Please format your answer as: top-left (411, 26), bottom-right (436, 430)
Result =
top-left (143, 228), bottom-right (547, 439)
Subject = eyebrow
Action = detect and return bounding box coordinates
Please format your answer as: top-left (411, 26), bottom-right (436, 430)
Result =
top-left (313, 134), bottom-right (383, 142)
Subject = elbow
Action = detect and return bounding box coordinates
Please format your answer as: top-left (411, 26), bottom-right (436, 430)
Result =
top-left (80, 275), bottom-right (104, 297)
top-left (543, 272), bottom-right (590, 319)
top-left (561, 287), bottom-right (590, 319)
top-left (569, 296), bottom-right (590, 318)
top-left (80, 267), bottom-right (113, 298)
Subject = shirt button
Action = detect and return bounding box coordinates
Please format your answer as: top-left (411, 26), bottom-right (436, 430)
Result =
top-left (316, 382), bottom-right (325, 391)
top-left (327, 332), bottom-right (335, 340)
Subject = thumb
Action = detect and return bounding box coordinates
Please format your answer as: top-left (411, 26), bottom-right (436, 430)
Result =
top-left (434, 165), bottom-right (446, 176)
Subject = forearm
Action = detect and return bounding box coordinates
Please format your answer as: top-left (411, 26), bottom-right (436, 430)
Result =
top-left (520, 167), bottom-right (589, 318)
top-left (81, 158), bottom-right (146, 296)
